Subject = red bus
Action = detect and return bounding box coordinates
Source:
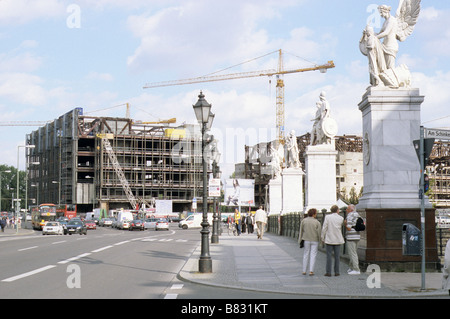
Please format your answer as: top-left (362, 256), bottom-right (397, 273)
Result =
top-left (56, 204), bottom-right (77, 220)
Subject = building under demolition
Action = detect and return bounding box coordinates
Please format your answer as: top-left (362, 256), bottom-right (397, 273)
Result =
top-left (26, 108), bottom-right (210, 214)
top-left (237, 133), bottom-right (364, 208)
top-left (240, 132), bottom-right (450, 210)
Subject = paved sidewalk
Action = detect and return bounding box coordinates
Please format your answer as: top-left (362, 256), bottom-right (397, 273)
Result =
top-left (0, 226), bottom-right (35, 237)
top-left (179, 231), bottom-right (448, 298)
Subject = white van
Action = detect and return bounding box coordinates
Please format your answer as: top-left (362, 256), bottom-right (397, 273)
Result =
top-left (179, 213), bottom-right (213, 229)
top-left (116, 211), bottom-right (133, 225)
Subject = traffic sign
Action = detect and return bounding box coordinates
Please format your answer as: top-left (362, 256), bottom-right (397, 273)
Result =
top-left (425, 128), bottom-right (450, 140)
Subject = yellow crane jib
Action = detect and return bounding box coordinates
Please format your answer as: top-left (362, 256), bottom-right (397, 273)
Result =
top-left (143, 49), bottom-right (335, 145)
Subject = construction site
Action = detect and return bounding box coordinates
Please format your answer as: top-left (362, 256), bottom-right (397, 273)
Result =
top-left (237, 133), bottom-right (364, 208)
top-left (16, 48), bottom-right (450, 215)
top-left (25, 108), bottom-right (208, 214)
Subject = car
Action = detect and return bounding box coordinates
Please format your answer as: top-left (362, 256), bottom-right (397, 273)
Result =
top-left (65, 220), bottom-right (87, 235)
top-left (84, 220), bottom-right (97, 230)
top-left (42, 221), bottom-right (64, 235)
top-left (155, 218), bottom-right (169, 231)
top-left (118, 219), bottom-right (130, 230)
top-left (129, 219), bottom-right (144, 231)
top-left (144, 218), bottom-right (158, 230)
top-left (100, 218), bottom-right (113, 227)
top-left (56, 217), bottom-right (68, 230)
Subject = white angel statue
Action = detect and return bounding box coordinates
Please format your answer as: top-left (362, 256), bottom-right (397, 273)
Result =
top-left (360, 0), bottom-right (421, 88)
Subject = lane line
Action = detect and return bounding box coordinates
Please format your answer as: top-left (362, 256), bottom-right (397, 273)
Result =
top-left (171, 284), bottom-right (184, 290)
top-left (2, 265), bottom-right (56, 282)
top-left (18, 246), bottom-right (38, 252)
top-left (164, 294), bottom-right (178, 299)
top-left (58, 253), bottom-right (91, 264)
top-left (91, 245), bottom-right (113, 253)
top-left (114, 240), bottom-right (130, 246)
top-left (52, 241), bottom-right (67, 245)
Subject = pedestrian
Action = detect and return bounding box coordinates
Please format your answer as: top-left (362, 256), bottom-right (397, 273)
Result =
top-left (321, 205), bottom-right (345, 277)
top-left (246, 212), bottom-right (254, 234)
top-left (344, 204), bottom-right (361, 275)
top-left (443, 239), bottom-right (450, 296)
top-left (299, 208), bottom-right (321, 276)
top-left (0, 217), bottom-right (6, 232)
top-left (234, 208), bottom-right (241, 236)
top-left (241, 213), bottom-right (247, 233)
top-left (254, 206), bottom-right (267, 239)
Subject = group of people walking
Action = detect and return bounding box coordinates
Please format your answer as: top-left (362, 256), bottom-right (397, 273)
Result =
top-left (298, 204), bottom-right (361, 277)
top-left (229, 206), bottom-right (268, 239)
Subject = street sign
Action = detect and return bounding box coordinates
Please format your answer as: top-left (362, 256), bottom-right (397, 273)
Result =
top-left (208, 178), bottom-right (221, 197)
top-left (425, 128), bottom-right (450, 140)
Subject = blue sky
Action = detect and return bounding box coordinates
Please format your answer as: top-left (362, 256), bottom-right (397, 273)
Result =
top-left (1, 0), bottom-right (449, 171)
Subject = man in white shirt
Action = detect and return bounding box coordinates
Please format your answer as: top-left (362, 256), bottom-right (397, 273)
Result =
top-left (321, 205), bottom-right (345, 276)
top-left (254, 206), bottom-right (267, 239)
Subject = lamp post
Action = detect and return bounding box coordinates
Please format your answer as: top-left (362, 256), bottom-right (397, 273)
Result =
top-left (193, 91), bottom-right (214, 273)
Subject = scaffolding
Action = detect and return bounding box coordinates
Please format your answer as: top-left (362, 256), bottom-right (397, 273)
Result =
top-left (26, 108), bottom-right (209, 213)
top-left (242, 133), bottom-right (363, 207)
top-left (428, 140), bottom-right (450, 208)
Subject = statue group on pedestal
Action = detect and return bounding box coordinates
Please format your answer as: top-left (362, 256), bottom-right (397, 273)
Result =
top-left (359, 0), bottom-right (421, 88)
top-left (268, 91), bottom-right (338, 179)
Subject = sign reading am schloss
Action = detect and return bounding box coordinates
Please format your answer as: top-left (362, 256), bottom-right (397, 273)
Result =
top-left (425, 128), bottom-right (450, 140)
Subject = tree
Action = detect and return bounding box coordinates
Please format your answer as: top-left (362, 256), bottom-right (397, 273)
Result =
top-left (0, 164), bottom-right (26, 212)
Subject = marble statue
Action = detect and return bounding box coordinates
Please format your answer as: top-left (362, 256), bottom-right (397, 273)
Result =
top-left (310, 91), bottom-right (338, 145)
top-left (269, 144), bottom-right (283, 179)
top-left (359, 0), bottom-right (421, 88)
top-left (285, 130), bottom-right (301, 169)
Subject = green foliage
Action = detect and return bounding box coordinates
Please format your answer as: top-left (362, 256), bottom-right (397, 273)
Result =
top-left (0, 164), bottom-right (26, 212)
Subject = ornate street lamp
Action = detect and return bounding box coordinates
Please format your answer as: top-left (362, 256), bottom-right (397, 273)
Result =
top-left (193, 91), bottom-right (214, 273)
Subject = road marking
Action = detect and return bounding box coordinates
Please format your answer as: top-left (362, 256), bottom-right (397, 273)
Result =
top-left (164, 294), bottom-right (178, 299)
top-left (114, 240), bottom-right (130, 246)
top-left (58, 253), bottom-right (91, 264)
top-left (18, 246), bottom-right (38, 252)
top-left (52, 241), bottom-right (67, 245)
top-left (2, 265), bottom-right (56, 282)
top-left (91, 245), bottom-right (113, 253)
top-left (171, 284), bottom-right (184, 290)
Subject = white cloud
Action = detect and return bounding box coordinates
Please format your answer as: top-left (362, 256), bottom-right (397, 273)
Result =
top-left (0, 0), bottom-right (66, 25)
top-left (126, 0), bottom-right (306, 76)
top-left (86, 72), bottom-right (114, 82)
top-left (0, 73), bottom-right (47, 106)
top-left (413, 70), bottom-right (450, 129)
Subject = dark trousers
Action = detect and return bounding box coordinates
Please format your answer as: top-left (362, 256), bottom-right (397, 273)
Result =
top-left (325, 244), bottom-right (341, 275)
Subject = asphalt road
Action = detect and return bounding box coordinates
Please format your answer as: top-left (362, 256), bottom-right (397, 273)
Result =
top-left (0, 224), bottom-right (200, 299)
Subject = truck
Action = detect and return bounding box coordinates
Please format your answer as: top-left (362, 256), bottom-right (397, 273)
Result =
top-left (178, 213), bottom-right (213, 229)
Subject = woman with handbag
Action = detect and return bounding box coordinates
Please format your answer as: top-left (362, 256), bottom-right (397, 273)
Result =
top-left (299, 208), bottom-right (321, 276)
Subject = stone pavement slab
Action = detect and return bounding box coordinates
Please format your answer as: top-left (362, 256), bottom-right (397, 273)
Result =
top-left (179, 231), bottom-right (448, 298)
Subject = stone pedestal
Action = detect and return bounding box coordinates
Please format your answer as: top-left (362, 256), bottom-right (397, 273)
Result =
top-left (281, 168), bottom-right (304, 214)
top-left (269, 177), bottom-right (282, 215)
top-left (357, 87), bottom-right (429, 209)
top-left (356, 87), bottom-right (439, 270)
top-left (269, 168), bottom-right (304, 215)
top-left (304, 143), bottom-right (338, 212)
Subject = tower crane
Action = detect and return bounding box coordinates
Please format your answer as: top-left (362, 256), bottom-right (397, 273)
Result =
top-left (143, 49), bottom-right (335, 144)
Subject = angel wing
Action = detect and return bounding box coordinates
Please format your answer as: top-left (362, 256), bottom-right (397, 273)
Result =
top-left (396, 0), bottom-right (421, 42)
